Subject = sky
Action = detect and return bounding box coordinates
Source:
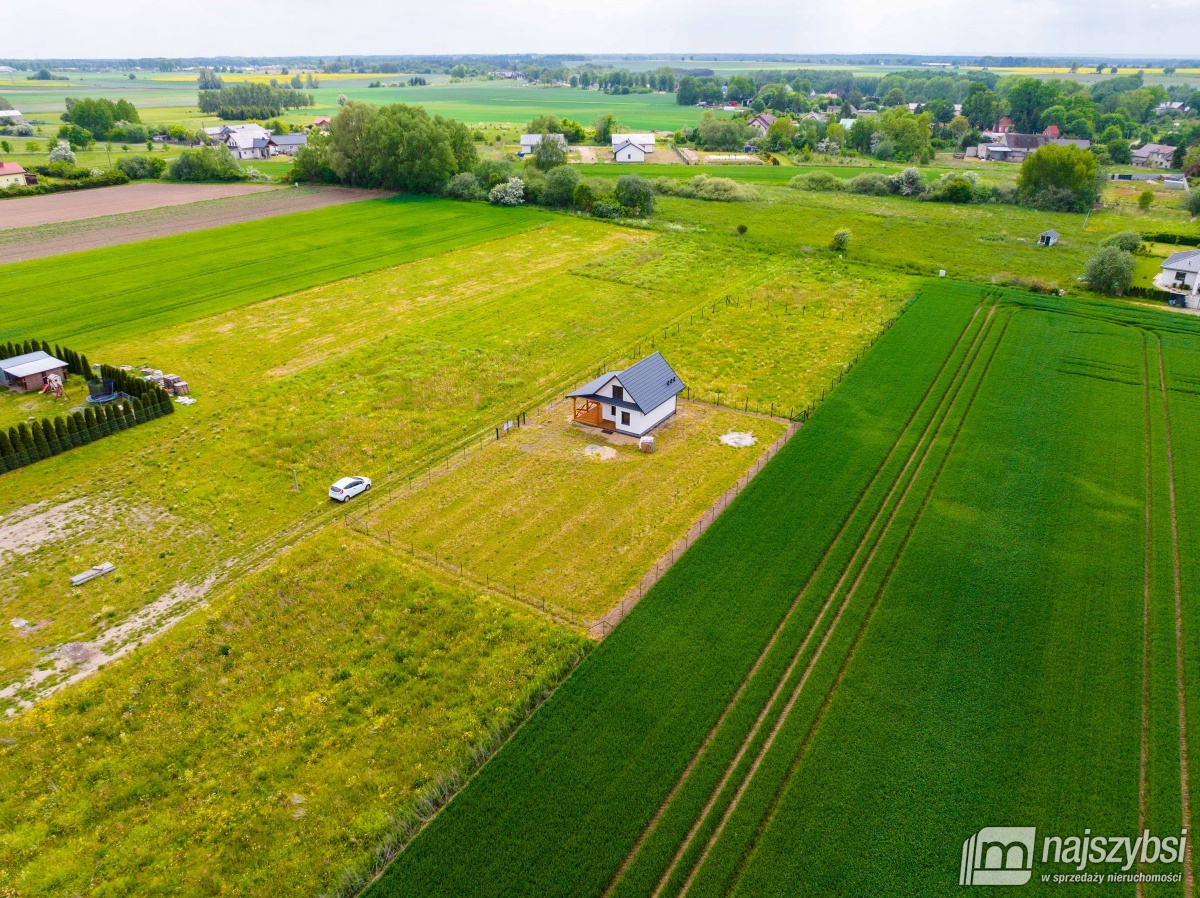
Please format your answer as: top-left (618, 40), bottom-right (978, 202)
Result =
top-left (8, 0), bottom-right (1200, 59)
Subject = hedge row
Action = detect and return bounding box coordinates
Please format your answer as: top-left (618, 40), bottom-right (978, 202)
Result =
top-left (0, 393), bottom-right (174, 472)
top-left (0, 170), bottom-right (129, 200)
top-left (1141, 231), bottom-right (1200, 247)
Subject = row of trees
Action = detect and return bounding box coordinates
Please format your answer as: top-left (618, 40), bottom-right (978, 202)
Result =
top-left (197, 83), bottom-right (314, 120)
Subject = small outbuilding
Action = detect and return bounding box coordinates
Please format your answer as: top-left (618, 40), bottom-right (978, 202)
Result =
top-left (569, 352), bottom-right (685, 438)
top-left (268, 133), bottom-right (308, 155)
top-left (520, 133), bottom-right (568, 155)
top-left (0, 350), bottom-right (68, 393)
top-left (1038, 230), bottom-right (1059, 247)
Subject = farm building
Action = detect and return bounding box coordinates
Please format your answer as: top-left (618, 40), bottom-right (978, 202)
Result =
top-left (613, 139), bottom-right (647, 163)
top-left (569, 352), bottom-right (685, 437)
top-left (1132, 144), bottom-right (1176, 169)
top-left (1038, 230), bottom-right (1059, 246)
top-left (610, 133), bottom-right (655, 154)
top-left (0, 162), bottom-right (28, 188)
top-left (0, 350), bottom-right (68, 393)
top-left (978, 133), bottom-right (1091, 163)
top-left (1156, 250), bottom-right (1200, 308)
top-left (519, 133), bottom-right (568, 154)
top-left (313, 116), bottom-right (331, 130)
top-left (0, 109), bottom-right (24, 124)
top-left (268, 133), bottom-right (308, 155)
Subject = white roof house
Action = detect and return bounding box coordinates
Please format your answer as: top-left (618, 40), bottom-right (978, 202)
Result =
top-left (610, 133), bottom-right (655, 153)
top-left (568, 352), bottom-right (685, 438)
top-left (613, 139), bottom-right (647, 163)
top-left (1157, 250), bottom-right (1200, 308)
top-left (268, 133), bottom-right (308, 155)
top-left (0, 109), bottom-right (23, 124)
top-left (519, 133), bottom-right (568, 153)
top-left (0, 350), bottom-right (68, 393)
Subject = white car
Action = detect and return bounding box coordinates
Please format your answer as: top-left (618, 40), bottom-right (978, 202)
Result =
top-left (329, 476), bottom-right (372, 502)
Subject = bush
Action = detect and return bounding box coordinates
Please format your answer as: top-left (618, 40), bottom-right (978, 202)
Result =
top-left (654, 175), bottom-right (757, 202)
top-left (930, 174), bottom-right (976, 204)
top-left (1017, 143), bottom-right (1098, 213)
top-left (474, 158), bottom-right (513, 189)
top-left (540, 165), bottom-right (580, 208)
top-left (891, 167), bottom-right (926, 197)
top-left (1101, 230), bottom-right (1143, 253)
top-left (1183, 191), bottom-right (1200, 217)
top-left (166, 145), bottom-right (247, 182)
top-left (789, 170), bottom-right (844, 192)
top-left (48, 144), bottom-right (76, 165)
top-left (847, 174), bottom-right (893, 196)
top-left (830, 229), bottom-right (851, 251)
top-left (572, 181), bottom-right (595, 212)
top-left (444, 172), bottom-right (484, 200)
top-left (614, 174), bottom-right (655, 217)
top-left (592, 201), bottom-right (621, 219)
top-left (488, 177), bottom-right (525, 206)
top-left (116, 154), bottom-right (167, 180)
top-left (107, 124), bottom-right (148, 144)
top-left (1084, 247), bottom-right (1135, 296)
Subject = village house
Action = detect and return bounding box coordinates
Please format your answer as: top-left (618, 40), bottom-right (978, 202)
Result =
top-left (1157, 250), bottom-right (1200, 308)
top-left (1132, 143), bottom-right (1176, 169)
top-left (612, 139), bottom-right (647, 163)
top-left (0, 109), bottom-right (23, 124)
top-left (1156, 101), bottom-right (1188, 115)
top-left (313, 116), bottom-right (331, 130)
top-left (0, 161), bottom-right (28, 188)
top-left (268, 133), bottom-right (308, 156)
top-left (519, 132), bottom-right (568, 154)
top-left (568, 352), bottom-right (686, 438)
top-left (610, 133), bottom-right (655, 154)
top-left (746, 113), bottom-right (777, 136)
top-left (978, 133), bottom-right (1091, 163)
top-left (0, 350), bottom-right (68, 394)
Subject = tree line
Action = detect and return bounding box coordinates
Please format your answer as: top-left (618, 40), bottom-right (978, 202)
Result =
top-left (198, 83), bottom-right (314, 120)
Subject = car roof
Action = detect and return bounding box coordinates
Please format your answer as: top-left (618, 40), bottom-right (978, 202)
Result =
top-left (332, 476), bottom-right (360, 487)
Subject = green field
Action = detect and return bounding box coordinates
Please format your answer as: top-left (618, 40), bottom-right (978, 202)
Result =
top-left (364, 280), bottom-right (1200, 897)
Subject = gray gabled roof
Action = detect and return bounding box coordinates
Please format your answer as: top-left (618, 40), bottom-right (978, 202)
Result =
top-left (1162, 250), bottom-right (1200, 273)
top-left (269, 133), bottom-right (307, 146)
top-left (0, 350), bottom-right (67, 378)
top-left (569, 352), bottom-right (684, 413)
top-left (1040, 229), bottom-right (1059, 238)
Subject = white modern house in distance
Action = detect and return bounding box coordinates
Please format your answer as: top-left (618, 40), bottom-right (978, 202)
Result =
top-left (1157, 250), bottom-right (1200, 308)
top-left (613, 139), bottom-right (647, 163)
top-left (569, 352), bottom-right (685, 437)
top-left (519, 133), bottom-right (568, 154)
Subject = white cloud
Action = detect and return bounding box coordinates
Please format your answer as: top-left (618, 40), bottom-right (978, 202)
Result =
top-left (6, 0), bottom-right (1198, 58)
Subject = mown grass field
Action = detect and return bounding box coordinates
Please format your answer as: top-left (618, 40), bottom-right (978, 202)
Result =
top-left (365, 280), bottom-right (1200, 897)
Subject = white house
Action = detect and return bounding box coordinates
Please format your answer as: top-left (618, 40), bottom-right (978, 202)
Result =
top-left (612, 139), bottom-right (647, 163)
top-left (0, 109), bottom-right (23, 124)
top-left (610, 133), bottom-right (655, 154)
top-left (569, 352), bottom-right (686, 438)
top-left (1156, 250), bottom-right (1200, 308)
top-left (519, 133), bottom-right (567, 154)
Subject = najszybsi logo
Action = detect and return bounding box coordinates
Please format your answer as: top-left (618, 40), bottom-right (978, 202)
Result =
top-left (960, 826), bottom-right (1188, 886)
top-left (961, 827), bottom-right (1037, 886)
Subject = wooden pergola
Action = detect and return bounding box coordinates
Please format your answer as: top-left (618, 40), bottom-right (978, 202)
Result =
top-left (572, 396), bottom-right (603, 427)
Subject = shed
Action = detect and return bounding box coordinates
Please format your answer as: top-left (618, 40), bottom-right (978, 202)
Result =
top-left (1038, 230), bottom-right (1059, 247)
top-left (568, 352), bottom-right (685, 437)
top-left (0, 350), bottom-right (68, 393)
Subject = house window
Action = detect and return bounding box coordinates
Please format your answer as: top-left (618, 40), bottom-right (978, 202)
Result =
top-left (621, 411), bottom-right (631, 426)
top-left (612, 385), bottom-right (624, 401)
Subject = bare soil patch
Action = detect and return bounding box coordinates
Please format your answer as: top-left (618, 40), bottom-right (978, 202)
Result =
top-left (0, 186), bottom-right (391, 263)
top-left (0, 182), bottom-right (277, 229)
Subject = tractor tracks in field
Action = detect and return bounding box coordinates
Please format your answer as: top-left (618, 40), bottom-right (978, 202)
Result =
top-left (710, 305), bottom-right (1013, 898)
top-left (1154, 335), bottom-right (1194, 898)
top-left (603, 299), bottom-right (1005, 898)
top-left (1139, 335), bottom-right (1153, 898)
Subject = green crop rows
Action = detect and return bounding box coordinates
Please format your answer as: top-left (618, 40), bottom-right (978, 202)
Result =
top-left (365, 281), bottom-right (1200, 897)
